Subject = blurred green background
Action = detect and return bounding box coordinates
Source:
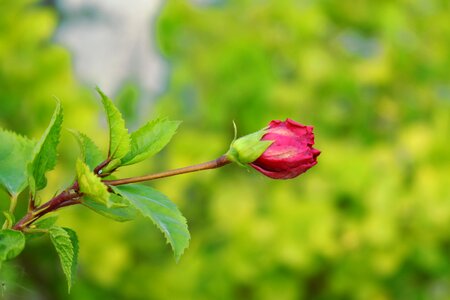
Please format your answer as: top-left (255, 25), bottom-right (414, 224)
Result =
top-left (1, 0), bottom-right (449, 299)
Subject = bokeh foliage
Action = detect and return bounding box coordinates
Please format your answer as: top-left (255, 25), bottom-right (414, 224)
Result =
top-left (1, 0), bottom-right (449, 299)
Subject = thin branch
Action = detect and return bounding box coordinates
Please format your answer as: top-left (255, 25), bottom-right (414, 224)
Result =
top-left (94, 157), bottom-right (111, 175)
top-left (103, 155), bottom-right (231, 186)
top-left (12, 182), bottom-right (80, 231)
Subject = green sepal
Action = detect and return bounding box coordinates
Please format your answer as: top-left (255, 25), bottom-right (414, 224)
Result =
top-left (226, 129), bottom-right (273, 166)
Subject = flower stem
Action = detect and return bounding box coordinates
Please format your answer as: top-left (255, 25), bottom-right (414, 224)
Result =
top-left (103, 155), bottom-right (231, 186)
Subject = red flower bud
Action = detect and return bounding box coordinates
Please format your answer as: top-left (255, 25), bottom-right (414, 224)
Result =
top-left (249, 119), bottom-right (320, 179)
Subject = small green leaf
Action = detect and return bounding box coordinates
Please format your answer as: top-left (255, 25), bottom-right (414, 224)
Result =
top-left (113, 184), bottom-right (190, 261)
top-left (0, 128), bottom-right (35, 196)
top-left (28, 101), bottom-right (63, 195)
top-left (102, 158), bottom-right (122, 174)
top-left (33, 215), bottom-right (58, 230)
top-left (25, 215), bottom-right (58, 240)
top-left (121, 118), bottom-right (181, 166)
top-left (83, 194), bottom-right (138, 222)
top-left (69, 130), bottom-right (104, 171)
top-left (96, 87), bottom-right (130, 161)
top-left (76, 159), bottom-right (109, 207)
top-left (49, 227), bottom-right (78, 293)
top-left (0, 229), bottom-right (25, 262)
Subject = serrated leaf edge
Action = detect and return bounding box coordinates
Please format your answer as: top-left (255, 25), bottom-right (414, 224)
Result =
top-left (112, 185), bottom-right (190, 261)
top-left (48, 227), bottom-right (78, 293)
top-left (28, 100), bottom-right (63, 195)
top-left (96, 87), bottom-right (131, 161)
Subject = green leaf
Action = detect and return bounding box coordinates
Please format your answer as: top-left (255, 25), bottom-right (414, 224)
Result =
top-left (49, 227), bottom-right (78, 293)
top-left (0, 229), bottom-right (25, 262)
top-left (0, 128), bottom-right (35, 196)
top-left (25, 215), bottom-right (58, 241)
top-left (26, 215), bottom-right (58, 240)
top-left (76, 159), bottom-right (110, 207)
top-left (113, 184), bottom-right (190, 261)
top-left (83, 194), bottom-right (138, 222)
top-left (33, 215), bottom-right (58, 230)
top-left (96, 87), bottom-right (130, 161)
top-left (121, 118), bottom-right (181, 166)
top-left (28, 101), bottom-right (63, 195)
top-left (69, 130), bottom-right (104, 171)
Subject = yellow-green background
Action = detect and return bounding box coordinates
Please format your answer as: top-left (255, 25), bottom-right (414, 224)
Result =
top-left (1, 0), bottom-right (449, 299)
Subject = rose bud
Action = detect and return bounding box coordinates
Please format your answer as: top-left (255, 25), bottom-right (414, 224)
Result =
top-left (227, 119), bottom-right (320, 179)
